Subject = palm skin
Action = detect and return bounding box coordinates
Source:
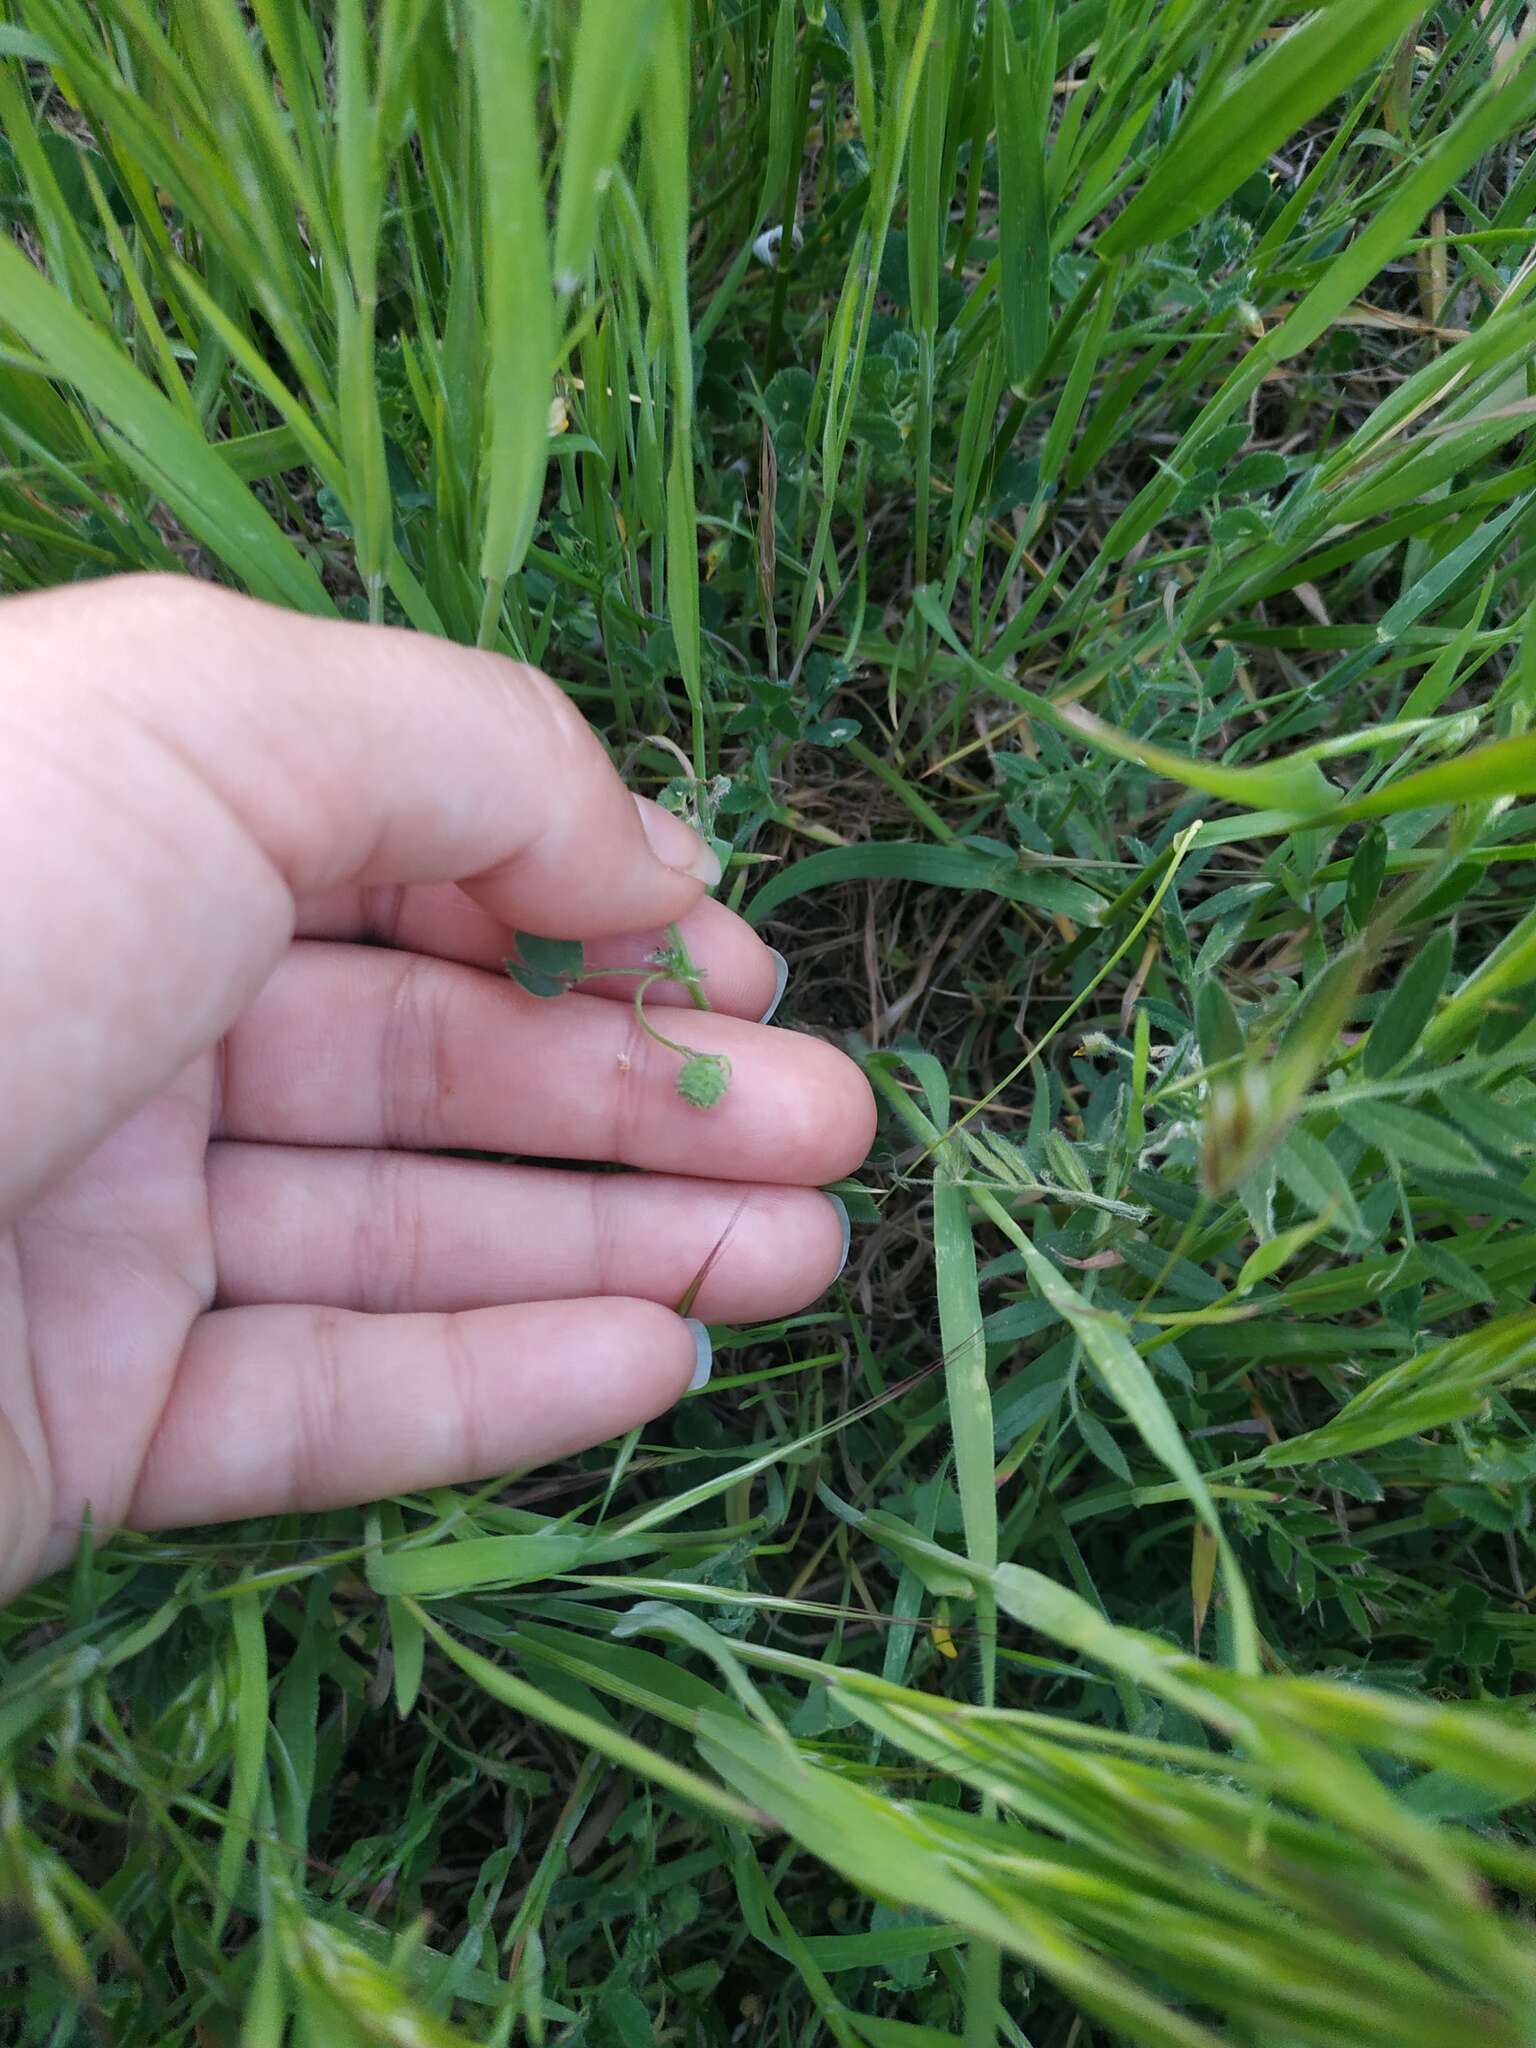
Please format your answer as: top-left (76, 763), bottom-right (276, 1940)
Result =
top-left (4, 1060), bottom-right (216, 1584)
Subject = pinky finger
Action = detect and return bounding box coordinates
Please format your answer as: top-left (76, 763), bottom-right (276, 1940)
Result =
top-left (126, 1298), bottom-right (704, 1529)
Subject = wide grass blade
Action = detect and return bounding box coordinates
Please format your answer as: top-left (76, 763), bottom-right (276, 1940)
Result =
top-left (552, 0), bottom-right (662, 298)
top-left (468, 0), bottom-right (555, 632)
top-left (990, 0), bottom-right (1053, 389)
top-left (0, 237), bottom-right (331, 610)
top-left (1101, 0), bottom-right (1431, 255)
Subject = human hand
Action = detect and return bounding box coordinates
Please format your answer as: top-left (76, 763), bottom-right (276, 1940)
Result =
top-left (0, 576), bottom-right (874, 1600)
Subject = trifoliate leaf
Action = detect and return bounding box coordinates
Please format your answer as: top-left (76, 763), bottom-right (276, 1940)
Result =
top-left (514, 932), bottom-right (584, 976)
top-left (805, 716), bottom-right (862, 746)
top-left (505, 959), bottom-right (566, 999)
top-left (506, 932), bottom-right (583, 999)
top-left (676, 1052), bottom-right (731, 1109)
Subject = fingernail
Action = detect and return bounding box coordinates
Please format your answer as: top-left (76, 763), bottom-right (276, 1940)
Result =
top-left (758, 948), bottom-right (790, 1025)
top-left (825, 1193), bottom-right (851, 1281)
top-left (685, 1318), bottom-right (713, 1392)
top-left (636, 795), bottom-right (723, 887)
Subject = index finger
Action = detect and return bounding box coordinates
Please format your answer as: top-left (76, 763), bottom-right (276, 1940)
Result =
top-left (0, 574), bottom-right (718, 1217)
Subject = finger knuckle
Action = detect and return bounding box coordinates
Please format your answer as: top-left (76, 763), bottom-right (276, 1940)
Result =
top-left (378, 955), bottom-right (458, 1148)
top-left (294, 1307), bottom-right (349, 1509)
top-left (355, 1153), bottom-right (427, 1313)
top-left (610, 1009), bottom-right (654, 1164)
top-left (439, 1314), bottom-right (489, 1477)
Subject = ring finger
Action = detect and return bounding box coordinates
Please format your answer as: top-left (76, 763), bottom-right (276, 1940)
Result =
top-left (207, 1144), bottom-right (850, 1319)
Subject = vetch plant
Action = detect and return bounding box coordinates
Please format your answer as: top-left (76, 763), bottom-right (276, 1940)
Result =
top-left (505, 923), bottom-right (732, 1109)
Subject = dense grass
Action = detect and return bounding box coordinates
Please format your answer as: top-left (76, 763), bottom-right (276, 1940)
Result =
top-left (5, 2), bottom-right (1536, 2042)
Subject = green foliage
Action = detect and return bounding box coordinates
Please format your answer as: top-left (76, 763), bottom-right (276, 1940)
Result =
top-left (506, 924), bottom-right (730, 1104)
top-left (506, 932), bottom-right (586, 1000)
top-left (5, 3), bottom-right (1536, 2046)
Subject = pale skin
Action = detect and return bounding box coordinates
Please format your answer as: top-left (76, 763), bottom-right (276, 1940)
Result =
top-left (0, 575), bottom-right (876, 1603)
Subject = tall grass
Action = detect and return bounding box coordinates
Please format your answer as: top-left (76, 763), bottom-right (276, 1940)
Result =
top-left (5, 3), bottom-right (1536, 2044)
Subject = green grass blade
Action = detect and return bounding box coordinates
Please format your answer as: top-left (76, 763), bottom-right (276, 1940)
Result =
top-left (552, 0), bottom-right (662, 297)
top-left (974, 1188), bottom-right (1258, 1674)
top-left (1259, 1311), bottom-right (1536, 1468)
top-left (412, 1607), bottom-right (760, 1827)
top-left (214, 1586), bottom-right (269, 1943)
top-left (1422, 899), bottom-right (1536, 1059)
top-left (468, 0), bottom-right (554, 614)
top-left (1101, 0), bottom-right (1428, 255)
top-left (990, 0), bottom-right (1052, 388)
top-left (745, 840), bottom-right (1105, 926)
top-left (644, 0), bottom-right (704, 761)
top-left (0, 237), bottom-right (332, 610)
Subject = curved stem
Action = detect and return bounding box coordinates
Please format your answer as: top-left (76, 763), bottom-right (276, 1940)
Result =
top-left (632, 972), bottom-right (698, 1059)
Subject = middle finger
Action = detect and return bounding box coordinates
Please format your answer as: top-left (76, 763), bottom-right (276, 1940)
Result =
top-left (217, 942), bottom-right (876, 1185)
top-left (207, 1145), bottom-right (849, 1317)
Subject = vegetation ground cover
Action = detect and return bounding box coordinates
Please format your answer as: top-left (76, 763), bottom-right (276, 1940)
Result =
top-left (5, 3), bottom-right (1536, 2043)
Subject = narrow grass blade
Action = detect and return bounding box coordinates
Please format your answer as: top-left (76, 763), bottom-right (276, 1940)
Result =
top-left (214, 1587), bottom-right (268, 1942)
top-left (972, 1188), bottom-right (1258, 1675)
top-left (1259, 1310), bottom-right (1536, 1468)
top-left (745, 841), bottom-right (1105, 926)
top-left (411, 1606), bottom-right (760, 1827)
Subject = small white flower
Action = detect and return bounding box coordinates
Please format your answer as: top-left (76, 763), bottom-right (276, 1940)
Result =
top-left (752, 222), bottom-right (803, 269)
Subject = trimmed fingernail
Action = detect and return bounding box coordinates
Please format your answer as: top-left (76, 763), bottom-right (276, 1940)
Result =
top-left (636, 795), bottom-right (724, 887)
top-left (685, 1318), bottom-right (713, 1392)
top-left (825, 1193), bottom-right (851, 1281)
top-left (758, 948), bottom-right (790, 1025)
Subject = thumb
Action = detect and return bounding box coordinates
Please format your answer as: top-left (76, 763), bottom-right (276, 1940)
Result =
top-left (0, 575), bottom-right (716, 1217)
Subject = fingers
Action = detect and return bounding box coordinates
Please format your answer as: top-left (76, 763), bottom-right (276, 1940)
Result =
top-left (295, 880), bottom-right (787, 1019)
top-left (218, 944), bottom-right (876, 1185)
top-left (207, 1145), bottom-right (848, 1318)
top-left (0, 575), bottom-right (716, 1219)
top-left (127, 1297), bottom-right (702, 1529)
